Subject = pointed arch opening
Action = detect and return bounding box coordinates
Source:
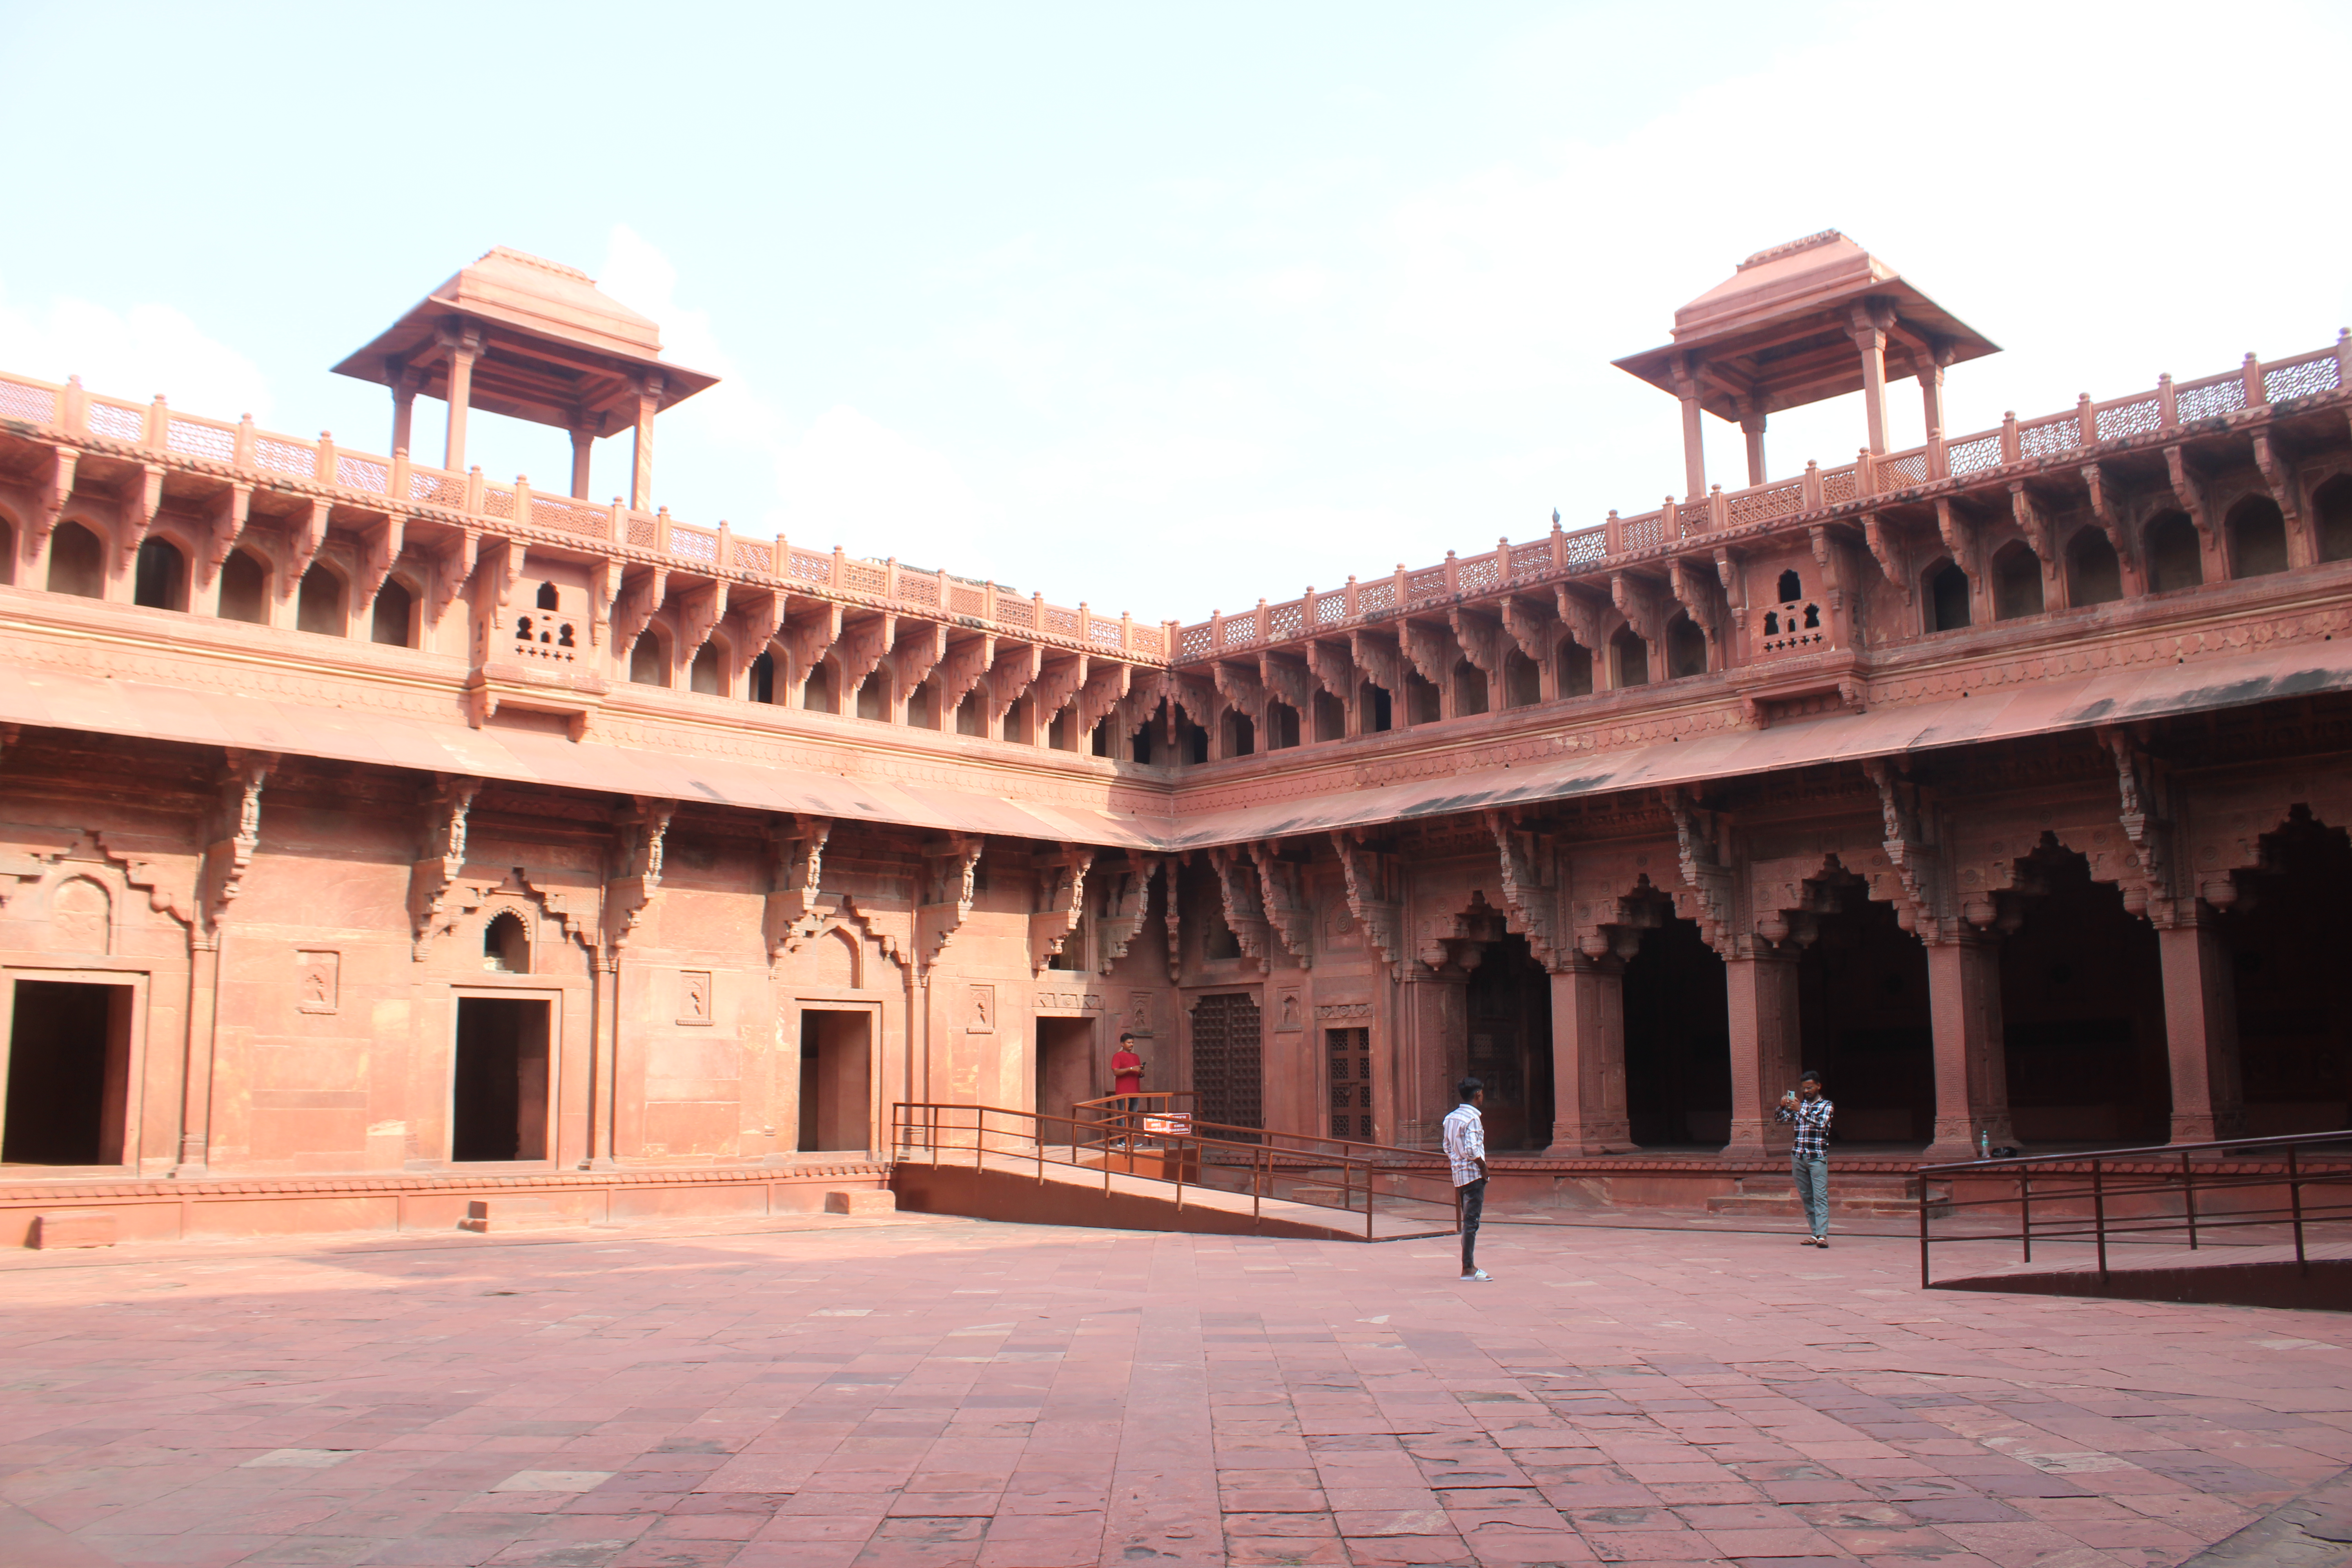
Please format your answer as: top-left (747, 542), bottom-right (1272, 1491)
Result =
top-left (1610, 626), bottom-right (1649, 686)
top-left (2226, 495), bottom-right (2290, 579)
top-left (295, 564), bottom-right (347, 636)
top-left (2065, 527), bottom-right (2125, 607)
top-left (2318, 475), bottom-right (2352, 564)
top-left (2145, 510), bottom-right (2202, 592)
top-left (132, 536), bottom-right (187, 610)
top-left (1665, 614), bottom-right (1708, 678)
top-left (689, 641), bottom-right (723, 695)
top-left (371, 577), bottom-right (417, 646)
top-left (46, 521), bottom-right (103, 598)
top-left (218, 547), bottom-right (268, 623)
top-left (629, 630), bottom-right (669, 686)
top-left (1991, 541), bottom-right (2044, 620)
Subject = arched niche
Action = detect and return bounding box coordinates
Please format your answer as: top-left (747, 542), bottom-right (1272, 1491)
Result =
top-left (1453, 659), bottom-right (1489, 717)
top-left (2226, 495), bottom-right (2290, 579)
top-left (1609, 626), bottom-right (1649, 687)
top-left (48, 875), bottom-right (112, 955)
top-left (1924, 559), bottom-right (1971, 632)
top-left (218, 547), bottom-right (269, 624)
top-left (689, 640), bottom-right (724, 695)
top-left (295, 563), bottom-right (347, 636)
top-left (132, 536), bottom-right (188, 611)
top-left (47, 520), bottom-right (104, 598)
top-left (2065, 526), bottom-right (2125, 607)
top-left (1991, 541), bottom-right (2044, 620)
top-left (1664, 615), bottom-right (1708, 678)
top-left (2145, 510), bottom-right (2202, 592)
top-left (483, 910), bottom-right (532, 974)
top-left (371, 577), bottom-right (418, 647)
top-left (629, 630), bottom-right (670, 687)
top-left (2318, 475), bottom-right (2352, 564)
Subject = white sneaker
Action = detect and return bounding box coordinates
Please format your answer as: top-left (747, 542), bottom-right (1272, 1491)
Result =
top-left (1460, 1269), bottom-right (1491, 1281)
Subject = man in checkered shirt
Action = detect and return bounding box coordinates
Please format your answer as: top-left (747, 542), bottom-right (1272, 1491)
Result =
top-left (1443, 1076), bottom-right (1490, 1281)
top-left (1776, 1070), bottom-right (1834, 1247)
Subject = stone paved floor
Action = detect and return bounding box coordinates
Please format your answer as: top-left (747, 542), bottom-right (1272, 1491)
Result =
top-left (1, 1214), bottom-right (2348, 1568)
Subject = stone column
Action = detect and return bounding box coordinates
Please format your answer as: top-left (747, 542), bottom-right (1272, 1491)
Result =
top-left (2158, 914), bottom-right (2245, 1143)
top-left (441, 329), bottom-right (481, 472)
top-left (1924, 934), bottom-right (2016, 1159)
top-left (630, 374), bottom-right (664, 512)
top-left (390, 370), bottom-right (417, 461)
top-left (1397, 972), bottom-right (1464, 1149)
top-left (1918, 353), bottom-right (1947, 451)
top-left (1677, 357), bottom-right (1708, 501)
top-left (1740, 407), bottom-right (1767, 487)
top-left (1848, 301), bottom-right (1894, 456)
top-left (1720, 953), bottom-right (1802, 1160)
top-left (172, 936), bottom-right (221, 1176)
top-left (569, 424), bottom-right (596, 500)
top-left (1542, 957), bottom-right (1632, 1155)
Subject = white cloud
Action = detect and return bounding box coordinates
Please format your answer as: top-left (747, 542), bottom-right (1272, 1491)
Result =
top-left (0, 280), bottom-right (272, 424)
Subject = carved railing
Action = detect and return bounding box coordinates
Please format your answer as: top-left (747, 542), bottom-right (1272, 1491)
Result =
top-left (1176, 335), bottom-right (2352, 661)
top-left (0, 372), bottom-right (1169, 661)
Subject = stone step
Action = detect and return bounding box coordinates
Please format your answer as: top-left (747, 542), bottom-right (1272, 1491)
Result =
top-left (459, 1196), bottom-right (576, 1233)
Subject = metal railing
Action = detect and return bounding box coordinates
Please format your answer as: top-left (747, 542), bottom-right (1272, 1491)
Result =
top-left (891, 1096), bottom-right (1459, 1241)
top-left (1917, 1130), bottom-right (2352, 1288)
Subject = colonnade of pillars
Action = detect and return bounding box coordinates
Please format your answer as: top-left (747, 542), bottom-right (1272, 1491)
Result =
top-left (1535, 911), bottom-right (2241, 1160)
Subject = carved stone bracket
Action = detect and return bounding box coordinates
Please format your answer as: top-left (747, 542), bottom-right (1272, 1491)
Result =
top-left (1553, 585), bottom-right (1614, 657)
top-left (2098, 724), bottom-right (2194, 926)
top-left (33, 446), bottom-right (77, 548)
top-left (1071, 660), bottom-right (1131, 738)
top-left (1330, 831), bottom-right (1405, 979)
top-left (2252, 433), bottom-right (2305, 531)
top-left (1485, 811), bottom-right (1565, 969)
top-left (612, 566), bottom-right (670, 659)
top-left (354, 514), bottom-right (406, 617)
top-left (1400, 619), bottom-right (1457, 690)
top-left (675, 579), bottom-right (733, 666)
top-left (90, 828), bottom-right (198, 931)
top-left (917, 833), bottom-right (985, 972)
top-left (1499, 595), bottom-right (1556, 664)
top-left (118, 463), bottom-right (165, 571)
top-left (2166, 445), bottom-right (2214, 543)
top-left (1030, 656), bottom-right (1091, 732)
top-left (1447, 607), bottom-right (1506, 682)
top-left (731, 588), bottom-right (791, 686)
top-left (2083, 463), bottom-right (2140, 580)
top-left (1663, 788), bottom-right (1734, 953)
top-left (1863, 757), bottom-right (1965, 943)
top-left (200, 750), bottom-right (278, 937)
top-left (1863, 510), bottom-right (1912, 600)
top-left (1029, 843), bottom-right (1094, 972)
top-left (764, 813), bottom-right (833, 956)
top-left (202, 480), bottom-right (252, 586)
top-left (1207, 844), bottom-right (1272, 967)
top-left (407, 773), bottom-right (483, 960)
top-left (775, 602), bottom-right (843, 702)
top-left (425, 528), bottom-right (481, 637)
top-left (982, 642), bottom-right (1041, 727)
top-left (935, 633), bottom-right (995, 717)
top-left (833, 612), bottom-right (897, 698)
top-left (1347, 628), bottom-right (1406, 699)
top-left (1210, 659), bottom-right (1264, 723)
top-left (282, 499), bottom-right (331, 603)
top-left (1306, 639), bottom-right (1354, 702)
top-left (1257, 652), bottom-right (1313, 720)
top-left (1093, 853), bottom-right (1161, 973)
top-left (1248, 841), bottom-right (1313, 969)
top-left (887, 620), bottom-right (948, 708)
top-left (603, 796), bottom-right (675, 956)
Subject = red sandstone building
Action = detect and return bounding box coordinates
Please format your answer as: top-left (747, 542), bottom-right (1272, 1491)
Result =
top-left (0, 234), bottom-right (2347, 1241)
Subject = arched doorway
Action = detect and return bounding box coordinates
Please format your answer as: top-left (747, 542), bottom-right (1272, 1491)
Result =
top-left (1998, 837), bottom-right (2169, 1146)
top-left (1462, 933), bottom-right (1553, 1151)
top-left (1797, 889), bottom-right (1933, 1147)
top-left (1623, 906), bottom-right (1729, 1147)
top-left (2223, 808), bottom-right (2352, 1135)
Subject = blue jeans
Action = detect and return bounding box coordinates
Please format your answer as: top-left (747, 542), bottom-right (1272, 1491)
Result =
top-left (1457, 1178), bottom-right (1487, 1272)
top-left (1792, 1156), bottom-right (1829, 1238)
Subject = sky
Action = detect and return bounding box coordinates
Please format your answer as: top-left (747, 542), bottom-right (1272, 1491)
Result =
top-left (4, 1), bottom-right (2348, 624)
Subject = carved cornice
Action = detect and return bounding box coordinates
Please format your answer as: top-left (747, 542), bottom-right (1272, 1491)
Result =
top-left (408, 773), bottom-right (483, 960)
top-left (765, 813), bottom-right (832, 956)
top-left (1248, 840), bottom-right (1313, 968)
top-left (1331, 830), bottom-right (1405, 979)
top-left (1207, 843), bottom-right (1272, 967)
top-left (603, 795), bottom-right (675, 956)
top-left (1029, 842), bottom-right (1093, 973)
top-left (916, 832), bottom-right (984, 971)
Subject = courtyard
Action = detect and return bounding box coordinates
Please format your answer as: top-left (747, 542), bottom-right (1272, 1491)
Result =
top-left (0, 1214), bottom-right (2345, 1568)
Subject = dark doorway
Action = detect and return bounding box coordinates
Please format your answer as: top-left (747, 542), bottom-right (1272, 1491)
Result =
top-left (1464, 933), bottom-right (1553, 1150)
top-left (799, 1008), bottom-right (872, 1152)
top-left (3, 980), bottom-right (131, 1165)
top-left (133, 537), bottom-right (187, 610)
top-left (1035, 1016), bottom-right (1096, 1143)
top-left (1189, 992), bottom-right (1262, 1131)
top-left (451, 997), bottom-right (550, 1161)
top-left (1623, 914), bottom-right (1730, 1145)
top-left (1927, 563), bottom-right (1972, 631)
top-left (1998, 839), bottom-right (2169, 1146)
top-left (1798, 893), bottom-right (1933, 1144)
top-left (2224, 808), bottom-right (2352, 1135)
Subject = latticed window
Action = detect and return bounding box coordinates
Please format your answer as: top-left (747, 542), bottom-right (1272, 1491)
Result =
top-left (1327, 1027), bottom-right (1372, 1140)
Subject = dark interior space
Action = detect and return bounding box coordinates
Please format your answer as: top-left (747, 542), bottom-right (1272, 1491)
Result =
top-left (1999, 839), bottom-right (2169, 1145)
top-left (452, 996), bottom-right (550, 1161)
top-left (1624, 914), bottom-right (1730, 1145)
top-left (1463, 933), bottom-right (1552, 1150)
top-left (799, 1008), bottom-right (873, 1151)
top-left (1798, 890), bottom-right (1934, 1143)
top-left (3, 980), bottom-right (129, 1165)
top-left (2225, 808), bottom-right (2352, 1135)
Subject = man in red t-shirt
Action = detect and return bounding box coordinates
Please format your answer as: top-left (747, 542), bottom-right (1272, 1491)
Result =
top-left (1109, 1033), bottom-right (1147, 1148)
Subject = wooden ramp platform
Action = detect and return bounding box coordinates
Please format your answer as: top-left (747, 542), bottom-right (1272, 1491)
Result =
top-left (890, 1149), bottom-right (1454, 1243)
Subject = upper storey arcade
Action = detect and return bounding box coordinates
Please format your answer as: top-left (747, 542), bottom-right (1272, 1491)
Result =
top-left (0, 240), bottom-right (2349, 847)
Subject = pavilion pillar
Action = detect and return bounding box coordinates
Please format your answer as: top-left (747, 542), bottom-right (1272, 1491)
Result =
top-left (1923, 933), bottom-right (2015, 1159)
top-left (1918, 349), bottom-right (1947, 451)
top-left (1677, 355), bottom-right (1707, 501)
top-left (2157, 912), bottom-right (2246, 1144)
top-left (173, 936), bottom-right (221, 1176)
top-left (1847, 299), bottom-right (1896, 456)
top-left (570, 423), bottom-right (596, 500)
top-left (1399, 970), bottom-right (1465, 1149)
top-left (1740, 406), bottom-right (1767, 487)
top-left (630, 374), bottom-right (664, 512)
top-left (1542, 956), bottom-right (1632, 1156)
top-left (441, 327), bottom-right (482, 472)
top-left (1720, 952), bottom-right (1801, 1161)
top-left (390, 365), bottom-right (421, 460)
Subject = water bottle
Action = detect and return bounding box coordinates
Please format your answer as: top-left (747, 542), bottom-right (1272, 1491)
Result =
top-left (1978, 1128), bottom-right (1991, 1160)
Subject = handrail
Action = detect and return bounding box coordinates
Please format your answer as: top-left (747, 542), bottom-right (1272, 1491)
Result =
top-left (1071, 1090), bottom-right (1448, 1169)
top-left (1916, 1128), bottom-right (2352, 1289)
top-left (892, 1100), bottom-right (1459, 1241)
